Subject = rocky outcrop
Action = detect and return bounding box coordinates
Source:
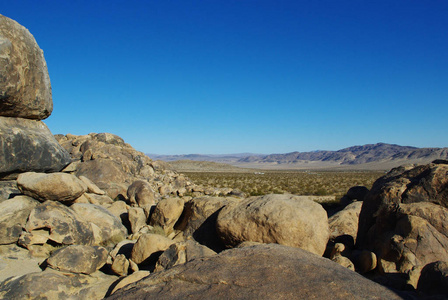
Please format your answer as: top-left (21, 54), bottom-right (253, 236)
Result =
top-left (130, 233), bottom-right (175, 266)
top-left (356, 162), bottom-right (448, 284)
top-left (149, 197), bottom-right (184, 235)
top-left (417, 261), bottom-right (448, 297)
top-left (107, 244), bottom-right (404, 299)
top-left (216, 194), bottom-right (329, 256)
top-left (56, 133), bottom-right (196, 200)
top-left (0, 15), bottom-right (52, 120)
top-left (0, 118), bottom-right (71, 179)
top-left (329, 201), bottom-right (363, 244)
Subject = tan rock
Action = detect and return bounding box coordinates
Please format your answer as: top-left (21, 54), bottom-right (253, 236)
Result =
top-left (154, 240), bottom-right (216, 272)
top-left (216, 194), bottom-right (329, 256)
top-left (131, 233), bottom-right (175, 265)
top-left (329, 201), bottom-right (362, 242)
top-left (107, 244), bottom-right (403, 300)
top-left (71, 203), bottom-right (127, 247)
top-left (110, 270), bottom-right (150, 295)
top-left (111, 254), bottom-right (130, 276)
top-left (128, 206), bottom-right (147, 234)
top-left (47, 245), bottom-right (108, 274)
top-left (149, 197), bottom-right (184, 234)
top-left (78, 175), bottom-right (106, 195)
top-left (127, 180), bottom-right (155, 216)
top-left (17, 172), bottom-right (87, 202)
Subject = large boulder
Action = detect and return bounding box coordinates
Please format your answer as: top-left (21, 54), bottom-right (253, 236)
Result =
top-left (46, 245), bottom-right (108, 274)
top-left (19, 201), bottom-right (94, 254)
top-left (417, 260), bottom-right (448, 297)
top-left (107, 243), bottom-right (404, 299)
top-left (356, 162), bottom-right (448, 275)
top-left (329, 201), bottom-right (363, 243)
top-left (149, 197), bottom-right (184, 234)
top-left (17, 172), bottom-right (87, 202)
top-left (130, 233), bottom-right (175, 265)
top-left (216, 194), bottom-right (329, 256)
top-left (0, 15), bottom-right (52, 120)
top-left (0, 196), bottom-right (39, 245)
top-left (70, 203), bottom-right (127, 247)
top-left (0, 117), bottom-right (71, 179)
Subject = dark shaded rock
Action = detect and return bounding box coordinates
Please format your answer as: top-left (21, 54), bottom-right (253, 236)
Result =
top-left (107, 243), bottom-right (404, 300)
top-left (0, 14), bottom-right (52, 120)
top-left (17, 172), bottom-right (87, 202)
top-left (0, 181), bottom-right (20, 202)
top-left (0, 117), bottom-right (71, 179)
top-left (0, 196), bottom-right (39, 244)
top-left (346, 185), bottom-right (369, 201)
top-left (216, 194), bottom-right (329, 256)
top-left (417, 261), bottom-right (448, 296)
top-left (47, 245), bottom-right (108, 274)
top-left (175, 196), bottom-right (239, 252)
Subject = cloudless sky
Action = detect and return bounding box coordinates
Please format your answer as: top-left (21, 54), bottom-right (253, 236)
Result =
top-left (2, 1), bottom-right (448, 154)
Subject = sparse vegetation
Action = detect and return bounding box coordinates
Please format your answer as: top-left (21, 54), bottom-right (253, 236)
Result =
top-left (183, 170), bottom-right (384, 198)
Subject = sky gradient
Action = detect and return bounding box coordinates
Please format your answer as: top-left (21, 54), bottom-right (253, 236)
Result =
top-left (2, 1), bottom-right (448, 154)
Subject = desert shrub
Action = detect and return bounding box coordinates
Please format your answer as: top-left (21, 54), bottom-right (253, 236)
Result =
top-left (183, 171), bottom-right (383, 197)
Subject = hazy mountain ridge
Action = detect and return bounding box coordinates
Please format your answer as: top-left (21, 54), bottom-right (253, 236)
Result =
top-left (150, 143), bottom-right (448, 170)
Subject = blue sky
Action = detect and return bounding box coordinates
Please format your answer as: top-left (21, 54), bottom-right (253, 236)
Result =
top-left (3, 1), bottom-right (448, 154)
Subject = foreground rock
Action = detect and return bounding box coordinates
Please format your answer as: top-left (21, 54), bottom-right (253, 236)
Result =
top-left (0, 14), bottom-right (52, 120)
top-left (0, 268), bottom-right (116, 299)
top-left (357, 162), bottom-right (448, 275)
top-left (107, 244), bottom-right (403, 299)
top-left (216, 194), bottom-right (329, 256)
top-left (0, 118), bottom-right (71, 179)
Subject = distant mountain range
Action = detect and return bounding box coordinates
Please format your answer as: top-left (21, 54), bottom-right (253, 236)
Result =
top-left (148, 143), bottom-right (448, 171)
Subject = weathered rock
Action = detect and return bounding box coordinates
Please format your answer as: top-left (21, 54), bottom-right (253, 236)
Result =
top-left (356, 163), bottom-right (448, 275)
top-left (0, 268), bottom-right (116, 300)
top-left (0, 244), bottom-right (45, 282)
top-left (216, 194), bottom-right (329, 256)
top-left (149, 197), bottom-right (184, 234)
top-left (109, 240), bottom-right (136, 260)
top-left (78, 175), bottom-right (105, 195)
top-left (0, 117), bottom-right (71, 179)
top-left (351, 250), bottom-right (377, 274)
top-left (127, 180), bottom-right (155, 216)
top-left (0, 181), bottom-right (20, 202)
top-left (109, 271), bottom-right (150, 296)
top-left (21, 200), bottom-right (94, 249)
top-left (331, 255), bottom-right (355, 271)
top-left (0, 15), bottom-right (52, 119)
top-left (417, 260), bottom-right (448, 296)
top-left (17, 172), bottom-right (87, 202)
top-left (128, 206), bottom-right (147, 234)
top-left (154, 240), bottom-right (216, 272)
top-left (329, 201), bottom-right (362, 243)
top-left (107, 243), bottom-right (404, 300)
top-left (83, 192), bottom-right (114, 206)
top-left (71, 203), bottom-right (127, 247)
top-left (0, 195), bottom-right (39, 244)
top-left (111, 254), bottom-right (130, 276)
top-left (47, 245), bottom-right (108, 274)
top-left (130, 233), bottom-right (175, 265)
top-left (175, 196), bottom-right (239, 252)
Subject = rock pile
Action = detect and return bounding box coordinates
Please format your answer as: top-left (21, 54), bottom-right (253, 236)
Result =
top-left (1, 14), bottom-right (448, 299)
